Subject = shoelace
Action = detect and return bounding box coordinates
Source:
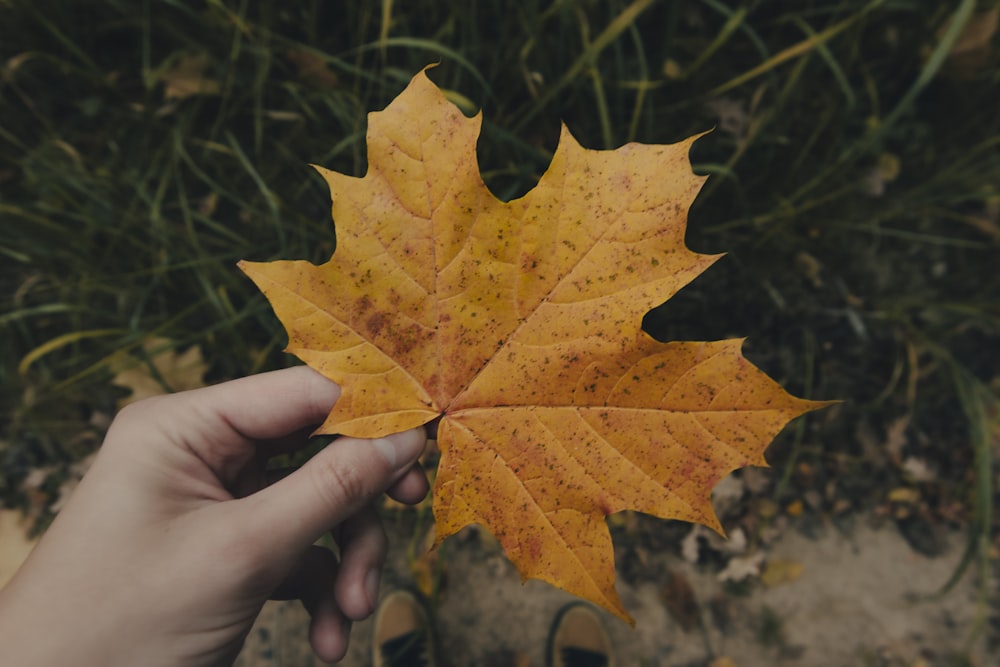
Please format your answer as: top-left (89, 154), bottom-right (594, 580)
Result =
top-left (379, 630), bottom-right (430, 667)
top-left (561, 646), bottom-right (609, 667)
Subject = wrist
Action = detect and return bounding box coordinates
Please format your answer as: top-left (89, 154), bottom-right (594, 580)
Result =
top-left (0, 567), bottom-right (127, 667)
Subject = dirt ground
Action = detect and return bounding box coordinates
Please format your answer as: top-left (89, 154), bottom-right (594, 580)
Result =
top-left (235, 514), bottom-right (991, 667)
top-left (1, 475), bottom-right (990, 667)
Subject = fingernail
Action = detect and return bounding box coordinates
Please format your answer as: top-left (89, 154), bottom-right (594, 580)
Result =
top-left (372, 429), bottom-right (425, 468)
top-left (365, 568), bottom-right (380, 612)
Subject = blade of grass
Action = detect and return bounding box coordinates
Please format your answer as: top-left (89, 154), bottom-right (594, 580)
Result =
top-left (708, 0), bottom-right (885, 97)
top-left (379, 0), bottom-right (393, 63)
top-left (919, 360), bottom-right (994, 649)
top-left (575, 8), bottom-right (613, 149)
top-left (879, 0), bottom-right (976, 135)
top-left (832, 224), bottom-right (990, 249)
top-left (681, 6), bottom-right (748, 80)
top-left (21, 5), bottom-right (99, 73)
top-left (698, 0), bottom-right (770, 64)
top-left (772, 328), bottom-right (817, 501)
top-left (225, 130), bottom-right (284, 246)
top-left (790, 0), bottom-right (977, 203)
top-left (346, 37), bottom-right (491, 95)
top-left (18, 329), bottom-right (127, 376)
top-left (512, 0), bottom-right (657, 132)
top-left (791, 16), bottom-right (855, 109)
top-left (0, 304), bottom-right (79, 326)
top-left (623, 11), bottom-right (651, 143)
top-left (0, 246), bottom-right (32, 263)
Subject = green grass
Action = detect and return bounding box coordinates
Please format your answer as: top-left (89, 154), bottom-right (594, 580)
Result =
top-left (2, 0), bottom-right (998, 640)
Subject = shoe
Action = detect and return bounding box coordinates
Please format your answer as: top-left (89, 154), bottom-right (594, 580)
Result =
top-left (547, 603), bottom-right (615, 667)
top-left (372, 590), bottom-right (437, 667)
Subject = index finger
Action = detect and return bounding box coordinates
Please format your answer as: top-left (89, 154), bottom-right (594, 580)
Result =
top-left (143, 366), bottom-right (341, 474)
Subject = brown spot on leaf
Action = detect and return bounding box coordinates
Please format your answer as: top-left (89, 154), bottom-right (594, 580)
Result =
top-left (365, 312), bottom-right (387, 338)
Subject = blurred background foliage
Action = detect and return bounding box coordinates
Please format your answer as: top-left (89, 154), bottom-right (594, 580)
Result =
top-left (1, 0), bottom-right (997, 610)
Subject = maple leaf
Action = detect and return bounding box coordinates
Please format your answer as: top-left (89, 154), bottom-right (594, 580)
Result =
top-left (239, 68), bottom-right (829, 622)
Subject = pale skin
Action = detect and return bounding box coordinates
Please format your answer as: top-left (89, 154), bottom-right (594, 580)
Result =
top-left (0, 366), bottom-right (429, 666)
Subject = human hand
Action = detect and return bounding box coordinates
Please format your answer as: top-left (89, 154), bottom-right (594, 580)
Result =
top-left (0, 367), bottom-right (428, 666)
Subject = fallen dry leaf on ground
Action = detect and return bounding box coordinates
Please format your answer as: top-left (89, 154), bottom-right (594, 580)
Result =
top-left (111, 337), bottom-right (208, 408)
top-left (240, 68), bottom-right (829, 621)
top-left (941, 7), bottom-right (999, 75)
top-left (157, 52), bottom-right (220, 101)
top-left (285, 47), bottom-right (340, 90)
top-left (761, 559), bottom-right (805, 587)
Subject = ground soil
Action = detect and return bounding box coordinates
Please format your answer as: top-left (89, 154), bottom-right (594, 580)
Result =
top-left (235, 514), bottom-right (990, 667)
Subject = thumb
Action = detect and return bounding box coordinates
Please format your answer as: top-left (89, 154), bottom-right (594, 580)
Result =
top-left (248, 427), bottom-right (426, 551)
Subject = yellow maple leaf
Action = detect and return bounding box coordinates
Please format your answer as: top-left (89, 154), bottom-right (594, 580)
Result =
top-left (240, 68), bottom-right (829, 622)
